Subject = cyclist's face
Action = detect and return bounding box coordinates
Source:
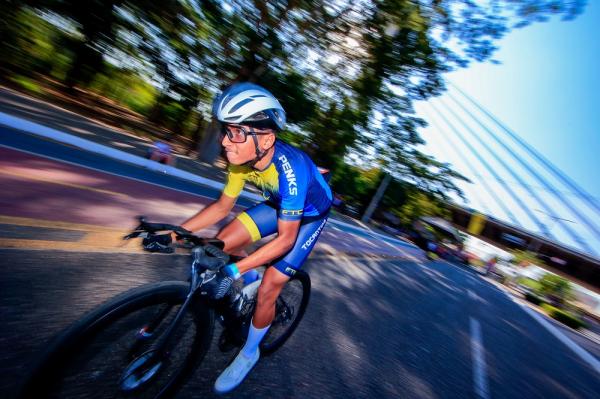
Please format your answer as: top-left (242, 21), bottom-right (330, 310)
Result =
top-left (221, 124), bottom-right (274, 165)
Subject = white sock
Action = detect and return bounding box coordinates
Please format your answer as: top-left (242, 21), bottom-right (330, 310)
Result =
top-left (242, 319), bottom-right (270, 358)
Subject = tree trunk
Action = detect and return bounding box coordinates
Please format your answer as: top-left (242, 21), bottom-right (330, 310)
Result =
top-left (197, 119), bottom-right (222, 164)
top-left (362, 173), bottom-right (392, 223)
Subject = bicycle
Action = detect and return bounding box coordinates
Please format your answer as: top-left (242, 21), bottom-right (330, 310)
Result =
top-left (17, 217), bottom-right (311, 398)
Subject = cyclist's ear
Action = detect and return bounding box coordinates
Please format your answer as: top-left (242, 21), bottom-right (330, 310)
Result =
top-left (260, 131), bottom-right (276, 151)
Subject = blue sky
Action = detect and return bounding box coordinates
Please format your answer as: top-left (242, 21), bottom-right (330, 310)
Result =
top-left (415, 2), bottom-right (600, 255)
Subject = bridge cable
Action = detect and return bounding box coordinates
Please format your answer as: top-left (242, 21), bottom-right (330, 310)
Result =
top-left (446, 89), bottom-right (600, 245)
top-left (427, 101), bottom-right (525, 228)
top-left (449, 82), bottom-right (600, 218)
top-left (436, 97), bottom-right (593, 254)
top-left (421, 107), bottom-right (498, 218)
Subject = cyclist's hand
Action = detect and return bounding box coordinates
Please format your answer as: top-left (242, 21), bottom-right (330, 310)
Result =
top-left (142, 233), bottom-right (173, 253)
top-left (192, 245), bottom-right (229, 270)
top-left (200, 269), bottom-right (234, 300)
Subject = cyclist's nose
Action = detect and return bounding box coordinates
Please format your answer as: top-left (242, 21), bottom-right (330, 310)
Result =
top-left (221, 133), bottom-right (232, 147)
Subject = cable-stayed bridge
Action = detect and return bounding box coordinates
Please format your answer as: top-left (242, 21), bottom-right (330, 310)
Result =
top-left (416, 84), bottom-right (600, 288)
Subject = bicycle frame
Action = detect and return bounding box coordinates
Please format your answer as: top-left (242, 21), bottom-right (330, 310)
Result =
top-left (147, 254), bottom-right (211, 357)
top-left (124, 216), bottom-right (299, 362)
top-left (120, 241), bottom-right (257, 393)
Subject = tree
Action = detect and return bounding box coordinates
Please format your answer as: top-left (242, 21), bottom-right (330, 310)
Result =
top-left (511, 249), bottom-right (543, 266)
top-left (0, 0), bottom-right (586, 201)
top-left (311, 0), bottom-right (584, 199)
top-left (201, 0), bottom-right (584, 200)
top-left (389, 189), bottom-right (450, 226)
top-left (539, 273), bottom-right (574, 306)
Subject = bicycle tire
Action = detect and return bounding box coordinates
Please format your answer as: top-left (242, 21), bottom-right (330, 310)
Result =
top-left (17, 281), bottom-right (214, 399)
top-left (260, 270), bottom-right (311, 355)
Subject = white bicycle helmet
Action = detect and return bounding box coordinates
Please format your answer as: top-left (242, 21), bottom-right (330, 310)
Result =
top-left (213, 82), bottom-right (286, 131)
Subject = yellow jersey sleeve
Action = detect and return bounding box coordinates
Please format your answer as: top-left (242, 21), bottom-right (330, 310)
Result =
top-left (223, 164), bottom-right (249, 198)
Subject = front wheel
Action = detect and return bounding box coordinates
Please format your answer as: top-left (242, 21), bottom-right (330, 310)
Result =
top-left (18, 281), bottom-right (214, 399)
top-left (260, 270), bottom-right (311, 355)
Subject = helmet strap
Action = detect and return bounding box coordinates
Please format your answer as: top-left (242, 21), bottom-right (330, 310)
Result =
top-left (246, 127), bottom-right (270, 167)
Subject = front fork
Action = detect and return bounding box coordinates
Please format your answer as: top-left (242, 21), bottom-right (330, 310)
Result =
top-left (136, 268), bottom-right (264, 356)
top-left (136, 304), bottom-right (174, 340)
top-left (133, 261), bottom-right (206, 358)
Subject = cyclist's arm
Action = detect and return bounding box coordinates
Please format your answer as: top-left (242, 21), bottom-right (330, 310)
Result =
top-left (171, 194), bottom-right (236, 239)
top-left (235, 218), bottom-right (301, 273)
top-left (173, 166), bottom-right (246, 239)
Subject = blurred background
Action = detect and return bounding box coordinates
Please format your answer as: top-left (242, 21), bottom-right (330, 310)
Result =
top-left (0, 0), bottom-right (600, 316)
top-left (0, 0), bottom-right (587, 211)
top-left (1, 1), bottom-right (600, 397)
top-left (0, 0), bottom-right (600, 300)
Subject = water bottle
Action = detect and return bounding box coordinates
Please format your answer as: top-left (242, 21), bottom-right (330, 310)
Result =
top-left (241, 269), bottom-right (260, 285)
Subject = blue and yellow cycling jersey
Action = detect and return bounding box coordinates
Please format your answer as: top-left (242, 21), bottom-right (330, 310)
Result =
top-left (223, 140), bottom-right (332, 221)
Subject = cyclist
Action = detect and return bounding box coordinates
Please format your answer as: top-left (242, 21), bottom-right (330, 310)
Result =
top-left (143, 82), bottom-right (332, 394)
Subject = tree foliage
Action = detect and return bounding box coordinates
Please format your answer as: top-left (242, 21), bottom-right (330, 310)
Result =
top-left (538, 273), bottom-right (574, 305)
top-left (511, 249), bottom-right (543, 266)
top-left (0, 0), bottom-right (586, 214)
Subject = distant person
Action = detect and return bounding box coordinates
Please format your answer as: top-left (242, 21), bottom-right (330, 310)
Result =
top-left (147, 140), bottom-right (175, 166)
top-left (485, 256), bottom-right (498, 276)
top-left (427, 241), bottom-right (437, 252)
top-left (425, 241), bottom-right (438, 260)
top-left (332, 193), bottom-right (344, 208)
top-left (456, 242), bottom-right (469, 264)
top-left (317, 167), bottom-right (331, 183)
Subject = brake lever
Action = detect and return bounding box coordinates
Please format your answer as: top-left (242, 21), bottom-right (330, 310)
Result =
top-left (125, 216), bottom-right (194, 242)
top-left (134, 215), bottom-right (155, 233)
top-left (123, 231), bottom-right (151, 240)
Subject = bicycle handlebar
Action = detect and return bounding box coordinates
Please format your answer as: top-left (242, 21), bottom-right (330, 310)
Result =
top-left (124, 216), bottom-right (225, 249)
top-left (135, 216), bottom-right (188, 234)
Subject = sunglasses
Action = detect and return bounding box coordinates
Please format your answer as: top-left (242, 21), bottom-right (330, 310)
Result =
top-left (221, 124), bottom-right (272, 143)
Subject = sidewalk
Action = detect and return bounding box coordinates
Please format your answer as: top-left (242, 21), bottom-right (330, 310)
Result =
top-left (0, 85), bottom-right (229, 184)
top-left (474, 265), bottom-right (600, 362)
top-left (0, 85), bottom-right (416, 238)
top-left (0, 85), bottom-right (374, 226)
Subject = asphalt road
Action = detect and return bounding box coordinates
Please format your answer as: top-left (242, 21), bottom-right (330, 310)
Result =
top-left (0, 95), bottom-right (599, 398)
top-left (1, 250), bottom-right (599, 398)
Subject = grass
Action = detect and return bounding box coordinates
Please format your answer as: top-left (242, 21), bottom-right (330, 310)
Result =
top-left (541, 303), bottom-right (586, 329)
top-left (516, 277), bottom-right (541, 291)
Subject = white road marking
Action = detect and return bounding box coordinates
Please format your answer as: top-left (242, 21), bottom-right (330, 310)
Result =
top-left (110, 141), bottom-right (136, 149)
top-left (470, 317), bottom-right (490, 399)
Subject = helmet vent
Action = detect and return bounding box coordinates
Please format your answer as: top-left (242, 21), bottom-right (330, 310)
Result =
top-left (246, 111), bottom-right (269, 121)
top-left (229, 98), bottom-right (254, 113)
